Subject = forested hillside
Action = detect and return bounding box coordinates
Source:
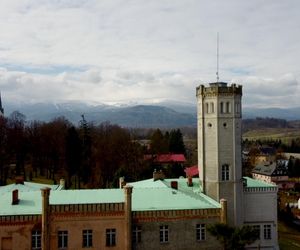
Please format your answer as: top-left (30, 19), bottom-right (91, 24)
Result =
top-left (0, 113), bottom-right (187, 188)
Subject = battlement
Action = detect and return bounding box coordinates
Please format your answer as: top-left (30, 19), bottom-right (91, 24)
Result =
top-left (196, 82), bottom-right (242, 97)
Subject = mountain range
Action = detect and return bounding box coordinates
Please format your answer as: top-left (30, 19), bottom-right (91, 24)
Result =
top-left (3, 101), bottom-right (300, 128)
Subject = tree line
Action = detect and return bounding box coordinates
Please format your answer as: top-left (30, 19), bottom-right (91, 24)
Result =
top-left (0, 112), bottom-right (187, 188)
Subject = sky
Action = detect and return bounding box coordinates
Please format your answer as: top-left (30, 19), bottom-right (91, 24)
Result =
top-left (0, 0), bottom-right (300, 108)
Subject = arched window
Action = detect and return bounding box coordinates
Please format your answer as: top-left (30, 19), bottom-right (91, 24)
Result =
top-left (206, 103), bottom-right (209, 113)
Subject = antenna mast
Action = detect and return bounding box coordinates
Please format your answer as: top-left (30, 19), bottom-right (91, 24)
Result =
top-left (216, 32), bottom-right (219, 82)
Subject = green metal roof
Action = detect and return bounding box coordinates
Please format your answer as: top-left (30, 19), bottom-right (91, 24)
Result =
top-left (0, 176), bottom-right (278, 216)
top-left (243, 177), bottom-right (276, 188)
top-left (0, 191), bottom-right (42, 216)
top-left (0, 182), bottom-right (61, 194)
top-left (132, 188), bottom-right (220, 211)
top-left (0, 189), bottom-right (125, 216)
top-left (129, 178), bottom-right (220, 211)
top-left (50, 189), bottom-right (124, 204)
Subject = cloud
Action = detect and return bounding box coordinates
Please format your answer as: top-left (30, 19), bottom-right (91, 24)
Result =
top-left (0, 0), bottom-right (299, 108)
top-left (240, 74), bottom-right (300, 108)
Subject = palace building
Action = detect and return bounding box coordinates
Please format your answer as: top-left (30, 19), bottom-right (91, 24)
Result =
top-left (0, 82), bottom-right (279, 250)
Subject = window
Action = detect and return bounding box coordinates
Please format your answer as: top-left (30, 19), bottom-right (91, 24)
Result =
top-left (252, 225), bottom-right (260, 240)
top-left (263, 225), bottom-right (271, 240)
top-left (226, 102), bottom-right (231, 113)
top-left (58, 230), bottom-right (68, 249)
top-left (106, 228), bottom-right (116, 246)
top-left (206, 103), bottom-right (209, 113)
top-left (235, 102), bottom-right (240, 113)
top-left (221, 164), bottom-right (229, 181)
top-left (210, 102), bottom-right (214, 113)
top-left (196, 224), bottom-right (206, 241)
top-left (83, 229), bottom-right (93, 248)
top-left (159, 225), bottom-right (169, 243)
top-left (220, 102), bottom-right (224, 113)
top-left (32, 230), bottom-right (41, 250)
top-left (133, 225), bottom-right (142, 244)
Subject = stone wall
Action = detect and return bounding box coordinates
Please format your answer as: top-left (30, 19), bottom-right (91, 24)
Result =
top-left (132, 216), bottom-right (221, 250)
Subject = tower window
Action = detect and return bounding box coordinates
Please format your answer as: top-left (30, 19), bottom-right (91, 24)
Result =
top-left (223, 122), bottom-right (227, 128)
top-left (208, 123), bottom-right (212, 128)
top-left (220, 102), bottom-right (224, 114)
top-left (221, 164), bottom-right (229, 181)
top-left (235, 102), bottom-right (240, 113)
top-left (210, 102), bottom-right (214, 113)
top-left (226, 102), bottom-right (231, 113)
top-left (206, 103), bottom-right (209, 113)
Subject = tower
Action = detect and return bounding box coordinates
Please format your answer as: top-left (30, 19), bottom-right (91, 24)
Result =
top-left (196, 82), bottom-right (243, 226)
top-left (0, 91), bottom-right (4, 117)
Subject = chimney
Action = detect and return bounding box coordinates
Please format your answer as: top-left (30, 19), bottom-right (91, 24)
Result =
top-left (119, 177), bottom-right (126, 189)
top-left (15, 176), bottom-right (24, 185)
top-left (171, 181), bottom-right (178, 190)
top-left (124, 185), bottom-right (133, 250)
top-left (59, 179), bottom-right (65, 190)
top-left (41, 188), bottom-right (51, 250)
top-left (220, 199), bottom-right (228, 224)
top-left (12, 189), bottom-right (19, 205)
top-left (187, 176), bottom-right (193, 187)
top-left (153, 169), bottom-right (165, 181)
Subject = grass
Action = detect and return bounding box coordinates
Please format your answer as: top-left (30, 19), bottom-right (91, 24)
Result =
top-left (278, 220), bottom-right (300, 250)
top-left (243, 128), bottom-right (300, 143)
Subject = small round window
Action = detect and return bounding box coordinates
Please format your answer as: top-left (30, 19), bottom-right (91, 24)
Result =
top-left (223, 122), bottom-right (227, 128)
top-left (208, 123), bottom-right (212, 127)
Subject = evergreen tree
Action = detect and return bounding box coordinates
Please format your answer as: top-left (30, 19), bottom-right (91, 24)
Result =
top-left (149, 129), bottom-right (168, 154)
top-left (66, 126), bottom-right (82, 188)
top-left (208, 223), bottom-right (259, 250)
top-left (168, 129), bottom-right (186, 154)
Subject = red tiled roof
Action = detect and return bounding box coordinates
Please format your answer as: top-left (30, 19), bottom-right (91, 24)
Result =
top-left (144, 154), bottom-right (186, 163)
top-left (184, 165), bottom-right (199, 177)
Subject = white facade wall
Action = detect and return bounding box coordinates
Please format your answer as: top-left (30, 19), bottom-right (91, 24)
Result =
top-left (244, 189), bottom-right (278, 249)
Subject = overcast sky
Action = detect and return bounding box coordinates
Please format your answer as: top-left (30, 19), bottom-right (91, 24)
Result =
top-left (0, 0), bottom-right (299, 108)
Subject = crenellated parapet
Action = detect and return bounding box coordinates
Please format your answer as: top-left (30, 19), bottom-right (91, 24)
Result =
top-left (196, 82), bottom-right (242, 97)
